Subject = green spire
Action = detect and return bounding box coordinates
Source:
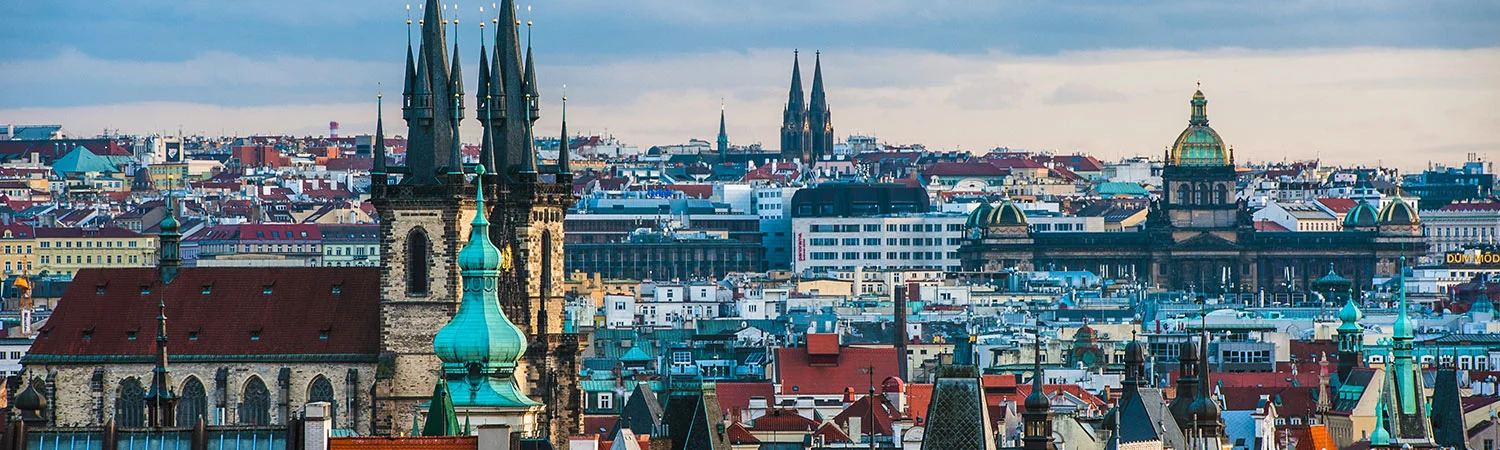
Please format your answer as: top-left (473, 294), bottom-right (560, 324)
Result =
top-left (431, 164), bottom-right (539, 408)
top-left (422, 378), bottom-right (459, 436)
top-left (1370, 394), bottom-right (1391, 446)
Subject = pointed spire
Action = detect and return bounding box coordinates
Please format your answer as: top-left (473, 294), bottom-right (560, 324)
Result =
top-left (810, 51), bottom-right (826, 106)
top-left (519, 42), bottom-right (539, 176)
top-left (422, 378), bottom-right (459, 436)
top-left (448, 33), bottom-right (465, 175)
top-left (145, 298), bottom-right (176, 427)
top-left (374, 92), bottom-right (387, 174)
top-left (558, 88), bottom-right (570, 177)
top-left (493, 0), bottom-right (524, 178)
top-left (717, 100), bottom-right (728, 160)
top-left (787, 50), bottom-right (805, 108)
top-left (476, 21), bottom-right (493, 172)
top-left (157, 194), bottom-right (181, 285)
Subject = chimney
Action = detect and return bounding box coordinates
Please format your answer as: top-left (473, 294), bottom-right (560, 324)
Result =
top-left (848, 416), bottom-right (863, 444)
top-left (302, 402), bottom-right (331, 450)
top-left (478, 424), bottom-right (512, 450)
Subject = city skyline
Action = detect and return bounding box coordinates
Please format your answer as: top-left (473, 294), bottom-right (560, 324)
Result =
top-left (2, 1), bottom-right (1498, 170)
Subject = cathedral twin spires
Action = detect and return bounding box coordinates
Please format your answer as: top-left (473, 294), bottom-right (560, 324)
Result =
top-left (780, 51), bottom-right (833, 166)
top-left (392, 0), bottom-right (559, 186)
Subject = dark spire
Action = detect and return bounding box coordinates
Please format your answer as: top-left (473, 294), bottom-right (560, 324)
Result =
top-left (787, 50), bottom-right (805, 109)
top-left (400, 0), bottom-right (450, 186)
top-left (374, 93), bottom-right (387, 175)
top-left (717, 101), bottom-right (728, 161)
top-left (1022, 318), bottom-right (1055, 450)
top-left (808, 51), bottom-right (833, 165)
top-left (145, 299), bottom-right (177, 427)
top-left (558, 90), bottom-right (570, 178)
top-left (401, 12), bottom-right (418, 124)
top-left (448, 33), bottom-right (465, 176)
top-left (519, 38), bottom-right (539, 176)
top-left (493, 0), bottom-right (526, 178)
top-left (476, 30), bottom-right (494, 173)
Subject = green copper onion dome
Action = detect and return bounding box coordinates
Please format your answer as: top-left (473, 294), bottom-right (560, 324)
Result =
top-left (1169, 90), bottom-right (1230, 167)
top-left (1343, 201), bottom-right (1379, 228)
top-left (1337, 297), bottom-right (1363, 331)
top-left (433, 165), bottom-right (530, 380)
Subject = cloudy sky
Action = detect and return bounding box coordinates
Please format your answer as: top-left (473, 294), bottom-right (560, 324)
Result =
top-left (2, 1), bottom-right (1498, 169)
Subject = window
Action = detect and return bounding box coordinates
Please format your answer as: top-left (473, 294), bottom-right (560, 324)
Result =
top-left (178, 377), bottom-right (208, 426)
top-left (863, 224), bottom-right (880, 232)
top-left (239, 377), bottom-right (271, 425)
top-left (842, 252), bottom-right (859, 260)
top-left (127, 331), bottom-right (137, 341)
top-left (188, 331), bottom-right (199, 341)
top-left (250, 331), bottom-right (261, 341)
top-left (202, 286), bottom-right (212, 295)
top-left (308, 376), bottom-right (337, 423)
top-left (116, 378), bottom-right (146, 427)
top-left (615, 302), bottom-right (626, 311)
top-left (842, 238), bottom-right (859, 246)
top-left (672, 351), bottom-right (693, 365)
top-left (331, 284), bottom-right (342, 294)
top-left (598, 392), bottom-right (614, 410)
top-left (262, 285), bottom-right (273, 295)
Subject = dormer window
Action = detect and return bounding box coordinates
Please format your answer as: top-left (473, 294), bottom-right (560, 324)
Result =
top-left (188, 331), bottom-right (199, 341)
top-left (140, 286), bottom-right (151, 295)
top-left (262, 285), bottom-right (273, 295)
top-left (82, 329), bottom-right (93, 340)
top-left (250, 330), bottom-right (261, 341)
top-left (127, 331), bottom-right (137, 340)
top-left (319, 330), bottom-right (330, 340)
top-left (202, 285), bottom-right (212, 295)
top-left (331, 284), bottom-right (342, 294)
top-left (96, 285), bottom-right (106, 295)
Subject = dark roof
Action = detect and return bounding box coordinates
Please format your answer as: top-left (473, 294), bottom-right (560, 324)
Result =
top-left (29, 267), bottom-right (380, 361)
top-left (790, 183), bottom-right (930, 218)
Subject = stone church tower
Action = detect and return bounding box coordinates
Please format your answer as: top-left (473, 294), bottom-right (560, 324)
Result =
top-left (373, 0), bottom-right (580, 444)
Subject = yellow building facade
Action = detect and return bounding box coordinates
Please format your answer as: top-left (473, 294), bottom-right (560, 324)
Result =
top-left (36, 227), bottom-right (155, 279)
top-left (0, 225), bottom-right (36, 277)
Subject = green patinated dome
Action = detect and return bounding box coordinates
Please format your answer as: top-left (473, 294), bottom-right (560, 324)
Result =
top-left (1337, 298), bottom-right (1363, 330)
top-left (1313, 267), bottom-right (1352, 292)
top-left (967, 203), bottom-right (995, 228)
top-left (1377, 198), bottom-right (1419, 225)
top-left (432, 166), bottom-right (534, 409)
top-left (1169, 90), bottom-right (1231, 167)
top-left (1471, 295), bottom-right (1493, 314)
top-left (987, 200), bottom-right (1027, 227)
top-left (1343, 201), bottom-right (1379, 228)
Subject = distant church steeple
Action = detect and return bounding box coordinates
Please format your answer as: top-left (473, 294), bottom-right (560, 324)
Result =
top-left (1022, 325), bottom-right (1055, 450)
top-left (808, 51), bottom-right (833, 166)
top-left (780, 51), bottom-right (810, 164)
top-left (717, 101), bottom-right (729, 161)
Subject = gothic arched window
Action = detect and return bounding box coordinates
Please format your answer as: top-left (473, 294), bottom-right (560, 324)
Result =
top-left (239, 376), bottom-right (271, 426)
top-left (308, 376), bottom-right (337, 424)
top-left (541, 230), bottom-right (554, 300)
top-left (406, 228), bottom-right (430, 296)
top-left (116, 377), bottom-right (146, 427)
top-left (177, 377), bottom-right (208, 426)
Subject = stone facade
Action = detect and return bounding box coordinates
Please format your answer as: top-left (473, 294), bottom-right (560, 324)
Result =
top-left (25, 361), bottom-right (375, 432)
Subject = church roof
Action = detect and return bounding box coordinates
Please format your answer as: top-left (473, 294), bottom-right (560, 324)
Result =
top-left (920, 370), bottom-right (994, 450)
top-left (29, 267), bottom-right (381, 361)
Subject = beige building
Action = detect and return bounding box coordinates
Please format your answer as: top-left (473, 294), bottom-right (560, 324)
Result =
top-left (35, 226), bottom-right (155, 279)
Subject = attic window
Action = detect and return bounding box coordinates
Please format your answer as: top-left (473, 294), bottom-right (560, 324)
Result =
top-left (319, 330), bottom-right (329, 340)
top-left (250, 330), bottom-right (261, 341)
top-left (202, 285), bottom-right (212, 295)
top-left (140, 286), bottom-right (151, 295)
top-left (188, 331), bottom-right (199, 341)
top-left (262, 285), bottom-right (273, 295)
top-left (96, 285), bottom-right (106, 295)
top-left (331, 284), bottom-right (342, 294)
top-left (82, 329), bottom-right (93, 340)
top-left (127, 331), bottom-right (137, 341)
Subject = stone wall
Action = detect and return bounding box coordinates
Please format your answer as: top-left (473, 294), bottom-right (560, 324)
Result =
top-left (24, 361), bottom-right (376, 433)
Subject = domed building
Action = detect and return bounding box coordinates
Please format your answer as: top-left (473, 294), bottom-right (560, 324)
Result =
top-left (959, 89), bottom-right (1426, 294)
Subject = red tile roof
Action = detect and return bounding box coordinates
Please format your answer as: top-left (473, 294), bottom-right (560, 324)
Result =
top-left (812, 421), bottom-right (852, 443)
top-left (775, 345), bottom-right (899, 396)
top-left (749, 409), bottom-right (818, 432)
top-left (725, 422), bottom-right (759, 444)
top-left (1314, 198), bottom-right (1357, 214)
top-left (329, 437), bottom-right (476, 450)
top-left (905, 383), bottom-right (933, 424)
top-left (582, 415), bottom-right (618, 435)
top-left (831, 393), bottom-right (903, 436)
top-left (1009, 384), bottom-right (1107, 411)
top-left (806, 333), bottom-right (840, 356)
top-left (713, 382), bottom-right (776, 417)
top-left (987, 158), bottom-right (1046, 170)
top-left (30, 267), bottom-right (381, 359)
top-left (1220, 386), bottom-right (1321, 416)
top-left (1254, 220), bottom-right (1291, 232)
